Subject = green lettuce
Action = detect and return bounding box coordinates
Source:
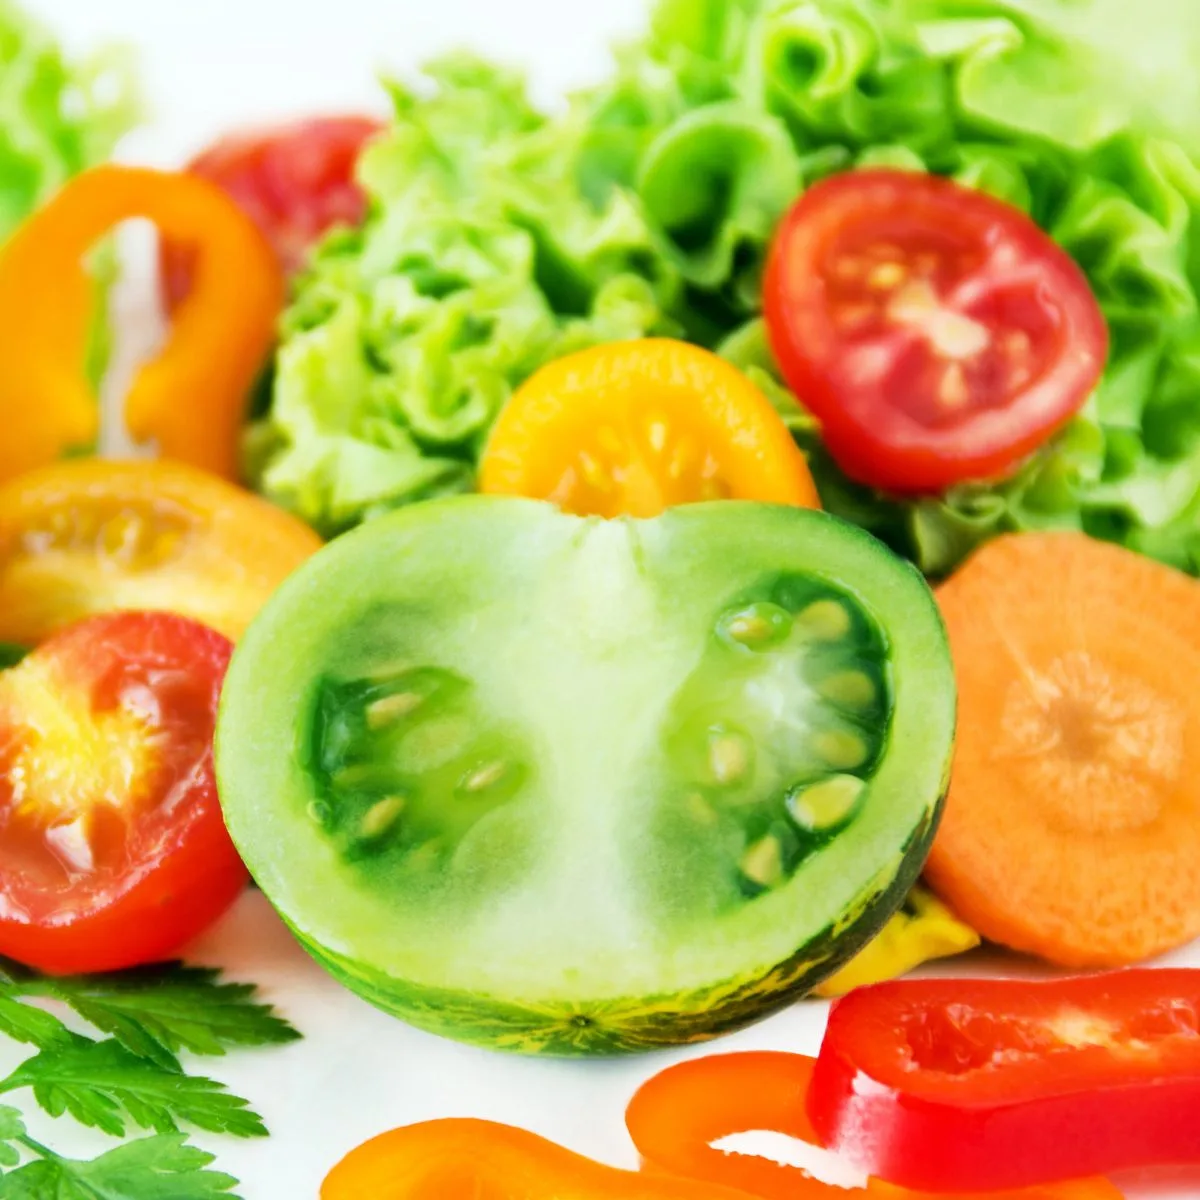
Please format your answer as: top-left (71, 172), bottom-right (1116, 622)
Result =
top-left (254, 59), bottom-right (680, 534)
top-left (258, 0), bottom-right (1200, 575)
top-left (0, 0), bottom-right (140, 388)
top-left (0, 1), bottom-right (137, 235)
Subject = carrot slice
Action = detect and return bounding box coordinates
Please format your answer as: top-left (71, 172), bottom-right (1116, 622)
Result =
top-left (926, 532), bottom-right (1200, 967)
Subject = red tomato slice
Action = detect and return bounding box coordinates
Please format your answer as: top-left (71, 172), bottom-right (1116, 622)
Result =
top-left (161, 114), bottom-right (383, 305)
top-left (0, 612), bottom-right (247, 974)
top-left (809, 972), bottom-right (1200, 1192)
top-left (764, 170), bottom-right (1108, 494)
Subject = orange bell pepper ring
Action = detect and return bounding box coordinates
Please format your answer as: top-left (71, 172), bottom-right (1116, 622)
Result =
top-left (626, 1052), bottom-right (1124, 1200)
top-left (321, 1118), bottom-right (758, 1200)
top-left (479, 339), bottom-right (821, 516)
top-left (0, 164), bottom-right (283, 484)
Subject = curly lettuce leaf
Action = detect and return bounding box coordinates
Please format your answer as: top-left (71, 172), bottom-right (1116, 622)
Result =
top-left (901, 0), bottom-right (1200, 158)
top-left (0, 1), bottom-right (140, 395)
top-left (0, 2), bottom-right (137, 237)
top-left (260, 0), bottom-right (1200, 574)
top-left (253, 58), bottom-right (679, 534)
top-left (635, 0), bottom-right (1200, 576)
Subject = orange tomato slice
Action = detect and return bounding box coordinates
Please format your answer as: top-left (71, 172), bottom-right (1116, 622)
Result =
top-left (479, 339), bottom-right (821, 517)
top-left (0, 458), bottom-right (321, 645)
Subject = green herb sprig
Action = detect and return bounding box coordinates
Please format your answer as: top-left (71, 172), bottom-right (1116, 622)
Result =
top-left (0, 960), bottom-right (301, 1199)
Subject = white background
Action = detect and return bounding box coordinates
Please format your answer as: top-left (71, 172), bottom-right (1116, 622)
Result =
top-left (17, 2), bottom-right (1200, 1197)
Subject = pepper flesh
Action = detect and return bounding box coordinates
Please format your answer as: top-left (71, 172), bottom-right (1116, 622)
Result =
top-left (321, 1118), bottom-right (757, 1200)
top-left (809, 972), bottom-right (1200, 1191)
top-left (813, 887), bottom-right (979, 998)
top-left (627, 1052), bottom-right (1123, 1200)
top-left (0, 165), bottom-right (283, 483)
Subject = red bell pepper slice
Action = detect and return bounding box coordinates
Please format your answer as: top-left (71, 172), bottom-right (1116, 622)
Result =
top-left (626, 1051), bottom-right (1122, 1200)
top-left (808, 971), bottom-right (1200, 1192)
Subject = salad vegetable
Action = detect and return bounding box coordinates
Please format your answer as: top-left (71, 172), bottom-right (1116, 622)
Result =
top-left (0, 2), bottom-right (136, 241)
top-left (0, 459), bottom-right (322, 646)
top-left (0, 0), bottom-right (138, 393)
top-left (763, 170), bottom-right (1107, 493)
top-left (161, 114), bottom-right (384, 306)
top-left (3, 0), bottom-right (1200, 1190)
top-left (480, 339), bottom-right (962, 994)
top-left (252, 0), bottom-right (1200, 578)
top-left (809, 971), bottom-right (1200, 1191)
top-left (217, 497), bottom-right (954, 1054)
top-left (0, 165), bottom-right (282, 484)
top-left (0, 1127), bottom-right (241, 1199)
top-left (249, 55), bottom-right (682, 535)
top-left (480, 339), bottom-right (820, 513)
top-left (812, 885), bottom-right (978, 998)
top-left (927, 532), bottom-right (1200, 966)
top-left (322, 1119), bottom-right (755, 1200)
top-left (0, 959), bottom-right (299, 1192)
top-left (0, 612), bottom-right (245, 975)
top-left (626, 1051), bottom-right (1121, 1200)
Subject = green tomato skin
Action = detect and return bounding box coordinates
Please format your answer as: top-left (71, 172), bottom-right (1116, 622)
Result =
top-left (216, 498), bottom-right (955, 1056)
top-left (281, 807), bottom-right (938, 1056)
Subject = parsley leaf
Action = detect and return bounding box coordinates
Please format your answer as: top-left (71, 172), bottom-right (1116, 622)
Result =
top-left (5, 962), bottom-right (300, 1074)
top-left (0, 1106), bottom-right (25, 1169)
top-left (0, 998), bottom-right (76, 1052)
top-left (35, 966), bottom-right (300, 1072)
top-left (0, 1133), bottom-right (241, 1199)
top-left (0, 960), bottom-right (297, 1194)
top-left (0, 1042), bottom-right (267, 1139)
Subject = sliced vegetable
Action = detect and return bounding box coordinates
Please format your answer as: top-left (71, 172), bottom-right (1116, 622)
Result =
top-left (259, 0), bottom-right (1200, 579)
top-left (927, 531), bottom-right (1200, 966)
top-left (479, 340), bottom-right (819, 515)
top-left (0, 4), bottom-right (137, 243)
top-left (627, 1051), bottom-right (1123, 1200)
top-left (0, 611), bottom-right (246, 975)
top-left (629, 1052), bottom-right (830, 1200)
top-left (0, 458), bottom-right (321, 646)
top-left (322, 1118), bottom-right (754, 1200)
top-left (162, 114), bottom-right (383, 304)
top-left (249, 57), bottom-right (679, 535)
top-left (0, 0), bottom-right (139, 396)
top-left (217, 498), bottom-right (954, 1054)
top-left (809, 971), bottom-right (1200, 1191)
top-left (812, 886), bottom-right (979, 999)
top-left (764, 170), bottom-right (1107, 495)
top-left (483, 335), bottom-right (951, 992)
top-left (0, 165), bottom-right (283, 484)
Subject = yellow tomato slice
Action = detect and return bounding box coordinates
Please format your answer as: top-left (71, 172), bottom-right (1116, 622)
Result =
top-left (0, 459), bottom-right (322, 644)
top-left (479, 339), bottom-right (821, 517)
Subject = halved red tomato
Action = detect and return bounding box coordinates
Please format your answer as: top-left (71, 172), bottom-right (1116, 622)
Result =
top-left (0, 611), bottom-right (246, 974)
top-left (764, 170), bottom-right (1108, 494)
top-left (161, 114), bottom-right (383, 305)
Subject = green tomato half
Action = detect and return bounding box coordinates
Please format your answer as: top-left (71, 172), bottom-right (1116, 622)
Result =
top-left (216, 497), bottom-right (955, 1055)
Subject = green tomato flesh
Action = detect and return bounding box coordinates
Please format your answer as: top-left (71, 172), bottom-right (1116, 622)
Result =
top-left (216, 498), bottom-right (955, 1055)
